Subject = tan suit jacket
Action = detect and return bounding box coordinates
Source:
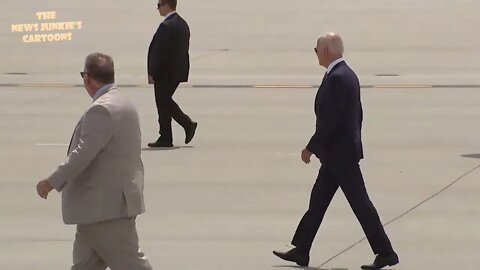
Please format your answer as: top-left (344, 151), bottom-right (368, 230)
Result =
top-left (48, 86), bottom-right (145, 225)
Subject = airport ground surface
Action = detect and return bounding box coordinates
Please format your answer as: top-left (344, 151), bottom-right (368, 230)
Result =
top-left (1, 0), bottom-right (479, 269)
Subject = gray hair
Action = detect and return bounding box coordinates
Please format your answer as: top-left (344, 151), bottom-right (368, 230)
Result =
top-left (318, 33), bottom-right (343, 55)
top-left (84, 53), bottom-right (115, 84)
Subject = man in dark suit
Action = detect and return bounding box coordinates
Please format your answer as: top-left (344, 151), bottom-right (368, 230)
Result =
top-left (273, 33), bottom-right (399, 270)
top-left (147, 0), bottom-right (197, 147)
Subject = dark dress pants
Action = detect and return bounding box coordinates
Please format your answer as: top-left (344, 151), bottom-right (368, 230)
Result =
top-left (154, 80), bottom-right (191, 143)
top-left (291, 160), bottom-right (394, 255)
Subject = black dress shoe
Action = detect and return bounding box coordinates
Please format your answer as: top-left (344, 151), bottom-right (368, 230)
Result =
top-left (361, 253), bottom-right (399, 269)
top-left (272, 247), bottom-right (309, 267)
top-left (185, 121), bottom-right (197, 144)
top-left (148, 138), bottom-right (173, 148)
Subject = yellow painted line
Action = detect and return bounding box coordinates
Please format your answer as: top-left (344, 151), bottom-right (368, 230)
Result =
top-left (17, 84), bottom-right (74, 88)
top-left (253, 85), bottom-right (312, 88)
top-left (373, 85), bottom-right (433, 89)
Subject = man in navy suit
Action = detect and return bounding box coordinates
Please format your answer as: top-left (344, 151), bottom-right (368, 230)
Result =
top-left (147, 0), bottom-right (197, 147)
top-left (273, 33), bottom-right (399, 270)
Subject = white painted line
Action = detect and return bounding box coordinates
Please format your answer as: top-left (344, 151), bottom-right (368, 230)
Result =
top-left (36, 143), bottom-right (68, 147)
top-left (18, 84), bottom-right (74, 88)
top-left (374, 84), bottom-right (433, 88)
top-left (274, 152), bottom-right (298, 157)
top-left (254, 85), bottom-right (312, 88)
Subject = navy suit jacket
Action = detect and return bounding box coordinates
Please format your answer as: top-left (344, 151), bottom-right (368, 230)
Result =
top-left (148, 13), bottom-right (190, 83)
top-left (306, 61), bottom-right (364, 163)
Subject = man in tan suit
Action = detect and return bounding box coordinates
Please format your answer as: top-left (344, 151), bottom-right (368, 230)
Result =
top-left (36, 53), bottom-right (153, 270)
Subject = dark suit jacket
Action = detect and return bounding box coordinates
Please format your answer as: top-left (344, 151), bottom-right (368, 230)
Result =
top-left (148, 13), bottom-right (190, 83)
top-left (306, 61), bottom-right (364, 163)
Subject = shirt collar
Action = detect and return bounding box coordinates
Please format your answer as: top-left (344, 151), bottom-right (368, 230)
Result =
top-left (164, 11), bottom-right (177, 20)
top-left (93, 84), bottom-right (113, 101)
top-left (326, 57), bottom-right (345, 74)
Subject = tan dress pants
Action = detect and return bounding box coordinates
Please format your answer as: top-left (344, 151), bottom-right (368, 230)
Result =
top-left (71, 217), bottom-right (153, 270)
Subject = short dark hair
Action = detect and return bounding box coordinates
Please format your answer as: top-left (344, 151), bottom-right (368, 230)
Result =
top-left (84, 53), bottom-right (115, 84)
top-left (163, 0), bottom-right (177, 9)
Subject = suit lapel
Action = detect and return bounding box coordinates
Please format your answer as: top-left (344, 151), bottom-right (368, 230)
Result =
top-left (314, 72), bottom-right (329, 114)
top-left (316, 61), bottom-right (346, 106)
top-left (67, 86), bottom-right (114, 155)
top-left (67, 121), bottom-right (81, 155)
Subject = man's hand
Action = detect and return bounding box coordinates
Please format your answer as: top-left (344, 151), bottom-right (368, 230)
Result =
top-left (148, 75), bottom-right (155, 84)
top-left (36, 179), bottom-right (53, 199)
top-left (301, 148), bottom-right (313, 164)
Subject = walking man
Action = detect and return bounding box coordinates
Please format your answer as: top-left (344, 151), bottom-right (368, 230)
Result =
top-left (36, 53), bottom-right (153, 270)
top-left (147, 0), bottom-right (197, 147)
top-left (273, 33), bottom-right (399, 270)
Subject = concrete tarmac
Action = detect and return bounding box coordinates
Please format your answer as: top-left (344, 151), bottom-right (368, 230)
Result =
top-left (1, 0), bottom-right (480, 269)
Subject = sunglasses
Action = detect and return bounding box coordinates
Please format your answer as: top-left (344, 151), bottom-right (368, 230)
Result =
top-left (314, 47), bottom-right (318, 53)
top-left (80, 71), bottom-right (89, 78)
